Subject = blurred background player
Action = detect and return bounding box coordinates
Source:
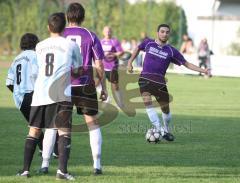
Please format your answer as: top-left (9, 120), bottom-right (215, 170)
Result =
top-left (17, 12), bottom-right (82, 180)
top-left (180, 34), bottom-right (194, 55)
top-left (100, 26), bottom-right (124, 108)
top-left (6, 33), bottom-right (44, 155)
top-left (128, 24), bottom-right (209, 141)
top-left (197, 38), bottom-right (212, 77)
top-left (64, 2), bottom-right (106, 175)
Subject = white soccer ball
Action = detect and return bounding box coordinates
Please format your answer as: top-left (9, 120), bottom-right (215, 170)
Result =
top-left (145, 128), bottom-right (162, 143)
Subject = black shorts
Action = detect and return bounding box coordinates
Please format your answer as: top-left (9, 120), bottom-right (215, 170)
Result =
top-left (138, 77), bottom-right (170, 106)
top-left (72, 84), bottom-right (98, 116)
top-left (20, 92), bottom-right (33, 122)
top-left (29, 101), bottom-right (73, 129)
top-left (105, 70), bottom-right (118, 84)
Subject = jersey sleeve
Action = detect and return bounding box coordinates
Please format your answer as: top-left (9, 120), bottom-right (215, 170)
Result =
top-left (6, 63), bottom-right (15, 86)
top-left (114, 39), bottom-right (123, 52)
top-left (92, 33), bottom-right (104, 61)
top-left (170, 46), bottom-right (186, 66)
top-left (138, 38), bottom-right (150, 51)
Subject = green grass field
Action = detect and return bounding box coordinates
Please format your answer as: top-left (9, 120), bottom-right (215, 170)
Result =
top-left (0, 65), bottom-right (240, 183)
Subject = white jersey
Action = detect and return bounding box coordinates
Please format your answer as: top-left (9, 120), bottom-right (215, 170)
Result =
top-left (31, 36), bottom-right (82, 106)
top-left (6, 50), bottom-right (38, 109)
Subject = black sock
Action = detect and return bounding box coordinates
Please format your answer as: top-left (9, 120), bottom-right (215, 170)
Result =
top-left (23, 136), bottom-right (38, 171)
top-left (38, 131), bottom-right (44, 151)
top-left (58, 135), bottom-right (71, 173)
top-left (54, 132), bottom-right (59, 155)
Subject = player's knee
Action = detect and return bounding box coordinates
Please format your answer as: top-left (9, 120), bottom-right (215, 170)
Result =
top-left (58, 129), bottom-right (71, 136)
top-left (28, 127), bottom-right (42, 138)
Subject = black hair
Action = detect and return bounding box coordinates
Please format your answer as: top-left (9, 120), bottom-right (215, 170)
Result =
top-left (48, 12), bottom-right (66, 33)
top-left (66, 3), bottom-right (85, 24)
top-left (157, 24), bottom-right (170, 32)
top-left (20, 33), bottom-right (39, 50)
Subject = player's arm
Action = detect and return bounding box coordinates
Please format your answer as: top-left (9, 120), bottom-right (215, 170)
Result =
top-left (95, 59), bottom-right (108, 100)
top-left (127, 47), bottom-right (140, 73)
top-left (6, 66), bottom-right (14, 92)
top-left (184, 61), bottom-right (209, 74)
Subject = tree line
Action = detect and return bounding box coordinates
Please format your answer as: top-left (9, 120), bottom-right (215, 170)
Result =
top-left (0, 0), bottom-right (187, 54)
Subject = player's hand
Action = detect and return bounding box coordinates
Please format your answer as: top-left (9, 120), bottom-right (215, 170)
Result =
top-left (100, 90), bottom-right (108, 101)
top-left (204, 68), bottom-right (211, 75)
top-left (127, 63), bottom-right (133, 73)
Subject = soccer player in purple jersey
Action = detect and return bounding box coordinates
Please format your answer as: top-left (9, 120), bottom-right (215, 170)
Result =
top-left (128, 24), bottom-right (209, 141)
top-left (64, 2), bottom-right (106, 175)
top-left (100, 26), bottom-right (124, 108)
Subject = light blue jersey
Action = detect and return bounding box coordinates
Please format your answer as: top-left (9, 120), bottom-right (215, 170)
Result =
top-left (31, 36), bottom-right (82, 106)
top-left (6, 50), bottom-right (38, 109)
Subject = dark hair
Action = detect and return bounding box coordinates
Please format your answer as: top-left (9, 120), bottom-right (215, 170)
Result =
top-left (157, 24), bottom-right (170, 32)
top-left (66, 3), bottom-right (85, 24)
top-left (48, 12), bottom-right (66, 33)
top-left (20, 33), bottom-right (39, 50)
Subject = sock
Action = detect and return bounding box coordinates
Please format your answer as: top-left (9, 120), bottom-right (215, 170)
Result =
top-left (89, 128), bottom-right (102, 169)
top-left (41, 129), bottom-right (57, 168)
top-left (23, 136), bottom-right (38, 171)
top-left (162, 112), bottom-right (172, 133)
top-left (38, 131), bottom-right (44, 151)
top-left (114, 90), bottom-right (124, 107)
top-left (58, 135), bottom-right (71, 173)
top-left (54, 132), bottom-right (59, 156)
top-left (96, 84), bottom-right (102, 94)
top-left (146, 106), bottom-right (161, 131)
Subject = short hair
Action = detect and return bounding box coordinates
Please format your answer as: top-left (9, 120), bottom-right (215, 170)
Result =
top-left (157, 24), bottom-right (170, 32)
top-left (48, 12), bottom-right (66, 33)
top-left (66, 3), bottom-right (85, 24)
top-left (20, 33), bottom-right (39, 50)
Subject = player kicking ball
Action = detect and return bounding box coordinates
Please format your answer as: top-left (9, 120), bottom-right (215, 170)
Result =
top-left (16, 12), bottom-right (82, 180)
top-left (6, 33), bottom-right (44, 155)
top-left (128, 24), bottom-right (209, 141)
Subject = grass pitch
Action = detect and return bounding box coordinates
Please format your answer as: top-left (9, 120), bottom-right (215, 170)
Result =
top-left (0, 65), bottom-right (240, 183)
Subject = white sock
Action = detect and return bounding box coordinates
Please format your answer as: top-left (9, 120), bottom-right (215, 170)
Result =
top-left (146, 106), bottom-right (161, 131)
top-left (41, 129), bottom-right (57, 168)
top-left (89, 128), bottom-right (102, 169)
top-left (96, 84), bottom-right (102, 94)
top-left (162, 112), bottom-right (172, 133)
top-left (114, 90), bottom-right (124, 107)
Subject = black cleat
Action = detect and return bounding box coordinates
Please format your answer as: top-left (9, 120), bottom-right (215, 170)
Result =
top-left (163, 132), bottom-right (175, 141)
top-left (56, 169), bottom-right (75, 181)
top-left (37, 167), bottom-right (48, 174)
top-left (94, 168), bottom-right (103, 175)
top-left (16, 170), bottom-right (30, 178)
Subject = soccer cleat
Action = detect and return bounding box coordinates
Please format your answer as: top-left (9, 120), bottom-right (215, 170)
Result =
top-left (16, 170), bottom-right (30, 177)
top-left (56, 169), bottom-right (75, 181)
top-left (37, 167), bottom-right (48, 174)
top-left (94, 168), bottom-right (103, 175)
top-left (163, 132), bottom-right (175, 141)
top-left (52, 152), bottom-right (59, 159)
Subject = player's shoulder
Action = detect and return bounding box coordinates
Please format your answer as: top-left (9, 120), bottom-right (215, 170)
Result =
top-left (142, 37), bottom-right (154, 44)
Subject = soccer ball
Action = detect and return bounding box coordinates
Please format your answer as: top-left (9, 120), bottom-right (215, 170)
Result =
top-left (145, 128), bottom-right (162, 143)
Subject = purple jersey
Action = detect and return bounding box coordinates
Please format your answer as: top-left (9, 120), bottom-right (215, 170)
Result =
top-left (101, 38), bottom-right (123, 71)
top-left (63, 27), bottom-right (104, 85)
top-left (139, 38), bottom-right (186, 84)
